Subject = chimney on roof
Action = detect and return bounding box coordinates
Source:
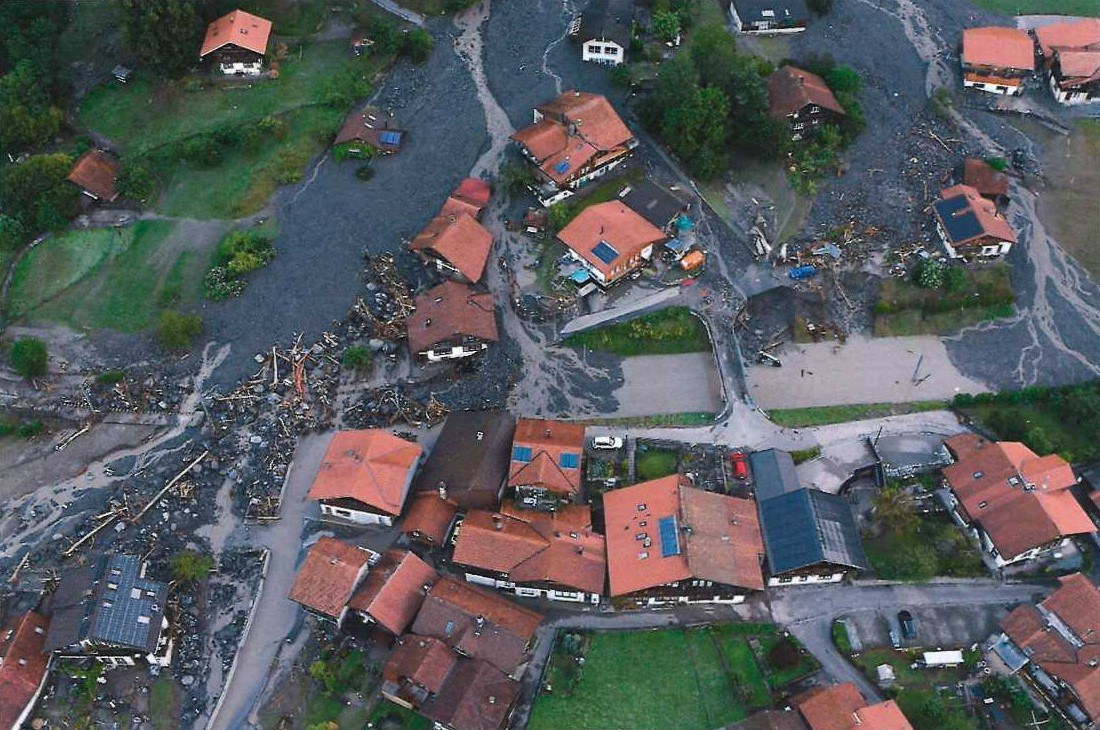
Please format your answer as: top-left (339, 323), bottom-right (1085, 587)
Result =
top-left (492, 514), bottom-right (503, 530)
top-left (437, 483), bottom-right (448, 500)
top-left (489, 695), bottom-right (497, 704)
top-left (545, 428), bottom-right (552, 438)
top-left (424, 317), bottom-right (432, 327)
top-left (422, 582), bottom-right (432, 594)
top-left (476, 431), bottom-right (485, 441)
top-left (474, 614), bottom-right (485, 636)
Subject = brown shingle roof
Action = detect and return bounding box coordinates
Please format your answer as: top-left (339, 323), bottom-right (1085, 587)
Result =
top-left (288, 538), bottom-right (373, 619)
top-left (0, 611), bottom-right (49, 730)
top-left (383, 634), bottom-right (457, 695)
top-left (767, 66), bottom-right (846, 119)
top-left (200, 9), bottom-right (272, 58)
top-left (422, 657), bottom-right (519, 730)
top-left (962, 27), bottom-right (1035, 72)
top-left (681, 488), bottom-right (765, 592)
top-left (308, 430), bottom-right (422, 517)
top-left (412, 411), bottom-right (516, 511)
top-left (508, 418), bottom-right (586, 496)
top-left (452, 508), bottom-right (607, 595)
top-left (963, 158), bottom-right (1009, 198)
top-left (410, 213), bottom-right (493, 282)
top-left (347, 549), bottom-right (437, 634)
top-left (67, 150), bottom-right (120, 202)
top-left (411, 576), bottom-right (543, 676)
top-left (557, 201), bottom-right (667, 281)
top-left (406, 280), bottom-right (498, 356)
top-left (402, 492), bottom-right (459, 544)
top-left (334, 107), bottom-right (404, 152)
top-left (794, 684), bottom-right (868, 730)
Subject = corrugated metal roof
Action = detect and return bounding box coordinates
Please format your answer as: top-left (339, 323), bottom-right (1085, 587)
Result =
top-left (750, 449), bottom-right (801, 502)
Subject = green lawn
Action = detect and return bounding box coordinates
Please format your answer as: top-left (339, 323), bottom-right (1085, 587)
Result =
top-left (853, 650), bottom-right (981, 730)
top-left (864, 514), bottom-right (986, 582)
top-left (767, 401), bottom-right (948, 428)
top-left (874, 266), bottom-right (1015, 337)
top-left (149, 676), bottom-right (179, 730)
top-left (635, 447), bottom-right (679, 481)
top-left (967, 0), bottom-right (1099, 16)
top-left (582, 412), bottom-right (717, 427)
top-left (12, 221), bottom-right (213, 332)
top-left (564, 307), bottom-right (712, 356)
top-left (530, 625), bottom-right (816, 730)
top-left (962, 393), bottom-right (1100, 463)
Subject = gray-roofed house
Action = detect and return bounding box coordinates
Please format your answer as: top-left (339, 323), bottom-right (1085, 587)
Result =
top-left (728, 0), bottom-right (809, 34)
top-left (44, 554), bottom-right (171, 668)
top-left (413, 411), bottom-right (517, 511)
top-left (757, 488), bottom-right (867, 586)
top-left (749, 449), bottom-right (802, 502)
top-left (619, 180), bottom-right (691, 234)
top-left (868, 433), bottom-right (953, 480)
top-left (574, 0), bottom-right (633, 65)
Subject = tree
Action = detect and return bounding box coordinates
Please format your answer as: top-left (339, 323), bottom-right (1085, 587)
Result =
top-left (651, 10), bottom-right (681, 42)
top-left (156, 310), bottom-right (203, 351)
top-left (401, 28), bottom-right (434, 64)
top-left (116, 157), bottom-right (158, 202)
top-left (872, 487), bottom-right (918, 536)
top-left (10, 337), bottom-right (48, 378)
top-left (0, 61), bottom-right (64, 152)
top-left (688, 24), bottom-right (737, 89)
top-left (644, 53), bottom-right (699, 131)
top-left (943, 265), bottom-right (967, 294)
top-left (825, 66), bottom-right (861, 95)
top-left (0, 215), bottom-right (26, 251)
top-left (121, 0), bottom-right (203, 78)
top-left (661, 86), bottom-right (730, 179)
top-left (309, 660), bottom-right (338, 695)
top-left (171, 550), bottom-right (213, 582)
top-left (0, 153), bottom-right (80, 231)
top-left (498, 162), bottom-right (534, 197)
top-left (914, 259), bottom-right (944, 289)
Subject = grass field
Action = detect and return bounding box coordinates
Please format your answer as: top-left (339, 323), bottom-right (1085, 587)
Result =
top-left (529, 626), bottom-right (816, 730)
top-left (767, 401), bottom-right (947, 427)
top-left (863, 514), bottom-right (986, 581)
top-left (366, 701), bottom-right (431, 729)
top-left (10, 221), bottom-right (214, 332)
top-left (565, 307), bottom-right (711, 356)
top-left (963, 401), bottom-right (1097, 462)
top-left (874, 265), bottom-right (1015, 337)
top-left (853, 650), bottom-right (981, 730)
top-left (635, 447), bottom-right (679, 481)
top-left (582, 412), bottom-right (717, 427)
top-left (149, 676), bottom-right (180, 730)
top-left (967, 0), bottom-right (1099, 16)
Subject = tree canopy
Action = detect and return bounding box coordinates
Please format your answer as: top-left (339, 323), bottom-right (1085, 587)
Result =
top-left (121, 0), bottom-right (204, 78)
top-left (0, 153), bottom-right (81, 232)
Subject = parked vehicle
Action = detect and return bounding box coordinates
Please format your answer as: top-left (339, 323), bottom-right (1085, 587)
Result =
top-left (898, 610), bottom-right (917, 640)
top-left (592, 436), bottom-right (624, 450)
top-left (788, 264), bottom-right (818, 280)
top-left (730, 452), bottom-right (749, 480)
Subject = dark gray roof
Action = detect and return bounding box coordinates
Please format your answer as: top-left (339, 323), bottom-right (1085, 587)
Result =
top-left (579, 0), bottom-right (633, 48)
top-left (414, 411), bottom-right (516, 510)
top-left (45, 555), bottom-right (166, 655)
top-left (620, 180), bottom-right (690, 230)
top-left (933, 195), bottom-right (983, 244)
top-left (749, 449), bottom-right (801, 502)
top-left (758, 489), bottom-right (867, 575)
top-left (731, 0), bottom-right (809, 25)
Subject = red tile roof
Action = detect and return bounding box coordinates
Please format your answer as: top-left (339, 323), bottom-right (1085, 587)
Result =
top-left (767, 66), bottom-right (847, 119)
top-left (423, 657), bottom-right (519, 730)
top-left (67, 150), bottom-right (120, 202)
top-left (508, 418), bottom-right (586, 496)
top-left (0, 611), bottom-right (49, 730)
top-left (603, 476), bottom-right (765, 596)
top-left (347, 549), bottom-right (437, 634)
top-left (1056, 49), bottom-right (1100, 84)
top-left (962, 27), bottom-right (1035, 72)
top-left (200, 9), bottom-right (272, 58)
top-left (795, 684), bottom-right (868, 730)
top-left (406, 280), bottom-right (498, 355)
top-left (1002, 573), bottom-right (1100, 722)
top-left (308, 430), bottom-right (422, 517)
top-left (402, 492), bottom-right (459, 544)
top-left (441, 178), bottom-right (492, 220)
top-left (937, 184), bottom-right (1017, 245)
top-left (288, 537), bottom-right (373, 618)
top-left (511, 91), bottom-right (635, 186)
top-left (557, 201), bottom-right (667, 282)
top-left (383, 634), bottom-right (457, 695)
top-left (411, 576), bottom-right (543, 676)
top-left (943, 434), bottom-right (1090, 559)
top-left (410, 213), bottom-right (493, 282)
top-left (1034, 19), bottom-right (1100, 61)
top-left (963, 158), bottom-right (1009, 198)
top-left (856, 701), bottom-right (913, 730)
top-left (452, 508), bottom-right (607, 595)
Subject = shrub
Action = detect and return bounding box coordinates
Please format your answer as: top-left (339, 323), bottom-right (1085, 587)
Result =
top-left (16, 420), bottom-right (44, 438)
top-left (913, 259), bottom-right (944, 289)
top-left (497, 162), bottom-right (534, 198)
top-left (342, 345), bottom-right (373, 371)
top-left (203, 266), bottom-right (245, 300)
top-left (10, 337), bottom-right (48, 378)
top-left (95, 369), bottom-right (126, 385)
top-left (156, 310), bottom-right (203, 351)
top-left (401, 28), bottom-right (434, 64)
top-left (609, 63), bottom-right (635, 88)
top-left (355, 164), bottom-right (375, 181)
top-left (116, 156), bottom-right (158, 201)
top-left (984, 156), bottom-right (1007, 172)
top-left (179, 134), bottom-right (221, 166)
top-left (790, 446), bottom-right (821, 464)
top-left (215, 230), bottom-right (275, 272)
top-left (943, 265), bottom-right (967, 293)
top-left (807, 0), bottom-right (833, 12)
top-left (171, 550), bottom-right (214, 582)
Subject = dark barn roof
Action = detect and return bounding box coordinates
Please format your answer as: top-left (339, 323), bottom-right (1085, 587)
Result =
top-left (413, 411), bottom-right (517, 510)
top-left (732, 0), bottom-right (809, 26)
top-left (749, 449), bottom-right (802, 502)
top-left (933, 195), bottom-right (983, 243)
top-left (758, 489), bottom-right (867, 575)
top-left (579, 0), bottom-right (633, 47)
top-left (620, 180), bottom-right (689, 230)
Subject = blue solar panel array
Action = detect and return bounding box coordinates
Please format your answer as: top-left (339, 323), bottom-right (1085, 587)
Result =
top-left (591, 241), bottom-right (619, 265)
top-left (512, 446), bottom-right (533, 462)
top-left (658, 515), bottom-right (681, 557)
top-left (379, 130), bottom-right (402, 146)
top-left (934, 195), bottom-right (983, 243)
top-left (559, 452), bottom-right (580, 469)
top-left (89, 554), bottom-right (167, 653)
top-left (554, 160), bottom-right (571, 174)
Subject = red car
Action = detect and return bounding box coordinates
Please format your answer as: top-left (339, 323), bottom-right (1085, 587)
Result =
top-left (730, 452), bottom-right (748, 480)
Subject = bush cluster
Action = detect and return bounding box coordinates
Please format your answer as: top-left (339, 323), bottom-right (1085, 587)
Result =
top-left (156, 309), bottom-right (203, 351)
top-left (205, 230), bottom-right (276, 300)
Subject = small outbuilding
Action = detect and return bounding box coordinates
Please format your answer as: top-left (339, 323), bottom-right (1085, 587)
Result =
top-left (67, 149), bottom-right (121, 203)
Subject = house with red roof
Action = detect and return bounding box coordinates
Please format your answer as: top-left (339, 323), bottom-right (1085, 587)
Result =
top-left (288, 537), bottom-right (377, 625)
top-left (793, 683), bottom-right (914, 730)
top-left (995, 573), bottom-right (1100, 726)
top-left (347, 550), bottom-right (437, 635)
top-left (1034, 19), bottom-right (1100, 105)
top-left (410, 212), bottom-right (493, 284)
top-left (766, 66), bottom-right (846, 141)
top-left (508, 418), bottom-right (586, 503)
top-left (405, 280), bottom-right (498, 362)
top-left (0, 612), bottom-right (50, 730)
top-left (962, 157), bottom-right (1010, 203)
top-left (333, 106), bottom-right (404, 159)
top-left (603, 475), bottom-right (766, 605)
top-left (961, 27), bottom-right (1035, 95)
top-left (942, 434), bottom-right (1094, 567)
top-left (451, 504), bottom-right (606, 603)
top-left (307, 430), bottom-right (423, 526)
top-left (402, 491), bottom-right (461, 546)
top-left (932, 184), bottom-right (1016, 260)
top-left (200, 9), bottom-right (272, 75)
top-left (557, 200), bottom-right (667, 287)
top-left (511, 91), bottom-right (637, 205)
top-left (441, 178), bottom-right (492, 220)
top-left (67, 150), bottom-right (120, 203)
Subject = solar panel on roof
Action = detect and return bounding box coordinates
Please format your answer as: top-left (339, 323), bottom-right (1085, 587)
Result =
top-left (554, 160), bottom-right (571, 174)
top-left (559, 453), bottom-right (580, 469)
top-left (512, 446), bottom-right (533, 463)
top-left (379, 130), bottom-right (402, 146)
top-left (658, 516), bottom-right (681, 557)
top-left (591, 241), bottom-right (619, 265)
